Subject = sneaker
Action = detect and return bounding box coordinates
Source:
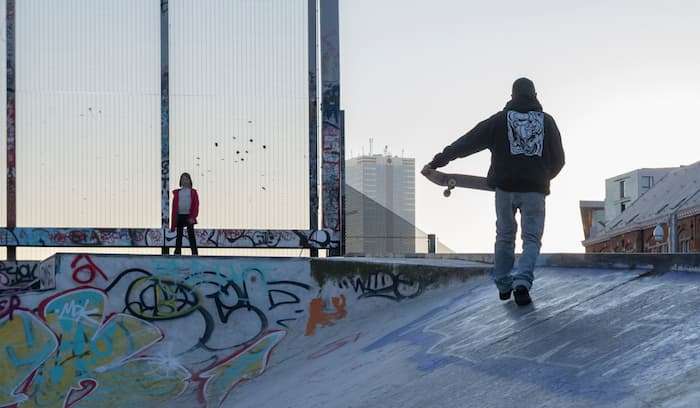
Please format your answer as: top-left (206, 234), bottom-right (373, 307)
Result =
top-left (499, 290), bottom-right (512, 301)
top-left (513, 286), bottom-right (532, 306)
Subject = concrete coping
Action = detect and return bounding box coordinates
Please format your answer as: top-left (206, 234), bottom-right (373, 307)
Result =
top-left (397, 253), bottom-right (700, 273)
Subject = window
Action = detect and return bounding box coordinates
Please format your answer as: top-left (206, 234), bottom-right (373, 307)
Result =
top-left (616, 240), bottom-right (625, 252)
top-left (620, 202), bottom-right (626, 213)
top-left (678, 229), bottom-right (692, 253)
top-left (619, 180), bottom-right (626, 199)
top-left (680, 240), bottom-right (691, 253)
top-left (642, 176), bottom-right (654, 189)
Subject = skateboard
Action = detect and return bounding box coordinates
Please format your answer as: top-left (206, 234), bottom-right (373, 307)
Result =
top-left (422, 168), bottom-right (494, 197)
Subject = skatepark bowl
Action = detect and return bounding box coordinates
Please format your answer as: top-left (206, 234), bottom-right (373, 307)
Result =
top-left (1, 252), bottom-right (700, 408)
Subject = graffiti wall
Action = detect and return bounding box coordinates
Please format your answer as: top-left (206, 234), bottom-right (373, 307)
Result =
top-left (0, 254), bottom-right (442, 407)
top-left (0, 254), bottom-right (317, 408)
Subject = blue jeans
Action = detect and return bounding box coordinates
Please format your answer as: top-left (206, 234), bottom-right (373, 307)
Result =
top-left (493, 189), bottom-right (546, 292)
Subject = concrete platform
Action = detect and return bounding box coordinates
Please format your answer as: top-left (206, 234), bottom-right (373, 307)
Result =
top-left (2, 254), bottom-right (699, 407)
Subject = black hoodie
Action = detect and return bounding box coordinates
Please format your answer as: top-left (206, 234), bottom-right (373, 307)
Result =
top-left (428, 96), bottom-right (565, 195)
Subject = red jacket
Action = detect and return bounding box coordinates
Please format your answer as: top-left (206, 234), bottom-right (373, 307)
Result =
top-left (171, 188), bottom-right (199, 230)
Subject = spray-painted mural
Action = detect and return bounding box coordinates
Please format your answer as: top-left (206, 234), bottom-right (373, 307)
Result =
top-left (0, 253), bottom-right (438, 407)
top-left (0, 255), bottom-right (314, 407)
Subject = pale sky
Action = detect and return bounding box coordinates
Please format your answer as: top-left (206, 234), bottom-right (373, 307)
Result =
top-left (340, 0), bottom-right (700, 252)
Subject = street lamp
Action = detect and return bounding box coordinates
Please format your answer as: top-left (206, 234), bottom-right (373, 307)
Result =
top-left (653, 224), bottom-right (665, 243)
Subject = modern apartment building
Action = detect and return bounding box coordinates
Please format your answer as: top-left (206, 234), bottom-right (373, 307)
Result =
top-left (604, 168), bottom-right (675, 222)
top-left (345, 154), bottom-right (416, 255)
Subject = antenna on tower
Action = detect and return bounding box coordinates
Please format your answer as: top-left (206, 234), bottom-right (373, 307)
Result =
top-left (369, 138), bottom-right (374, 155)
top-left (383, 145), bottom-right (389, 156)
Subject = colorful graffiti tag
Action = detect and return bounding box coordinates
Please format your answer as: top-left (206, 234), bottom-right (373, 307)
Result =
top-left (0, 260), bottom-right (55, 294)
top-left (0, 256), bottom-right (312, 407)
top-left (0, 254), bottom-right (438, 407)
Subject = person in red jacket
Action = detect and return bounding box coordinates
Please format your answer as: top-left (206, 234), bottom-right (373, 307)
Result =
top-left (171, 172), bottom-right (199, 255)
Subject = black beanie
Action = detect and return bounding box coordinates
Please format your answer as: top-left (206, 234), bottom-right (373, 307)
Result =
top-left (512, 77), bottom-right (537, 97)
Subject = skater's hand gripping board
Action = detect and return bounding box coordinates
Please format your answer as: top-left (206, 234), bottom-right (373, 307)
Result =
top-left (421, 166), bottom-right (494, 197)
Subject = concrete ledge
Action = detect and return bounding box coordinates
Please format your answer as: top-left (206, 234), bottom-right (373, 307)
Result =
top-left (311, 257), bottom-right (491, 289)
top-left (399, 252), bottom-right (700, 273)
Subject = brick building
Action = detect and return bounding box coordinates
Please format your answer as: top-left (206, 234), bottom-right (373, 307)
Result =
top-left (582, 162), bottom-right (700, 253)
top-left (579, 200), bottom-right (605, 241)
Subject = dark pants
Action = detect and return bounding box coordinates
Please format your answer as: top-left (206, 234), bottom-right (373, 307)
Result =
top-left (174, 214), bottom-right (198, 255)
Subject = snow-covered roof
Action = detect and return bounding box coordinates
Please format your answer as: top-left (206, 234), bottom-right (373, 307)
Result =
top-left (584, 161), bottom-right (700, 245)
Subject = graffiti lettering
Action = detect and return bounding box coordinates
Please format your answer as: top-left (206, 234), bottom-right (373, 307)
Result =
top-left (2, 255), bottom-right (318, 407)
top-left (197, 278), bottom-right (270, 350)
top-left (56, 298), bottom-right (100, 322)
top-left (0, 261), bottom-right (43, 294)
top-left (103, 266), bottom-right (308, 356)
top-left (0, 227), bottom-right (341, 249)
top-left (197, 331), bottom-right (285, 408)
top-left (1, 289), bottom-right (289, 408)
top-left (339, 271), bottom-right (424, 302)
top-left (125, 276), bottom-right (200, 320)
top-left (0, 311), bottom-right (59, 407)
top-left (161, 159), bottom-right (170, 220)
top-left (14, 289), bottom-right (167, 407)
top-left (70, 255), bottom-right (108, 284)
top-left (0, 295), bottom-right (21, 320)
top-left (267, 280), bottom-right (312, 310)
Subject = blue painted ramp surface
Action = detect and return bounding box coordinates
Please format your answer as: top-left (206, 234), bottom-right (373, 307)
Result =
top-left (232, 267), bottom-right (700, 408)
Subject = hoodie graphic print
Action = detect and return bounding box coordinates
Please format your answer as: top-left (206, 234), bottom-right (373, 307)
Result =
top-left (507, 110), bottom-right (544, 157)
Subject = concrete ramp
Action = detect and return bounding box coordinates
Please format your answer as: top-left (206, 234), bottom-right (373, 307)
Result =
top-left (235, 265), bottom-right (700, 408)
top-left (1, 254), bottom-right (700, 407)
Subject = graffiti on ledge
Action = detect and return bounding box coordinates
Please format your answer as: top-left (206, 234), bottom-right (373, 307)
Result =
top-left (0, 259), bottom-right (55, 294)
top-left (0, 228), bottom-right (339, 249)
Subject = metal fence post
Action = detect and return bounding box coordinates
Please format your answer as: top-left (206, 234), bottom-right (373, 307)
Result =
top-left (320, 0), bottom-right (343, 256)
top-left (308, 0), bottom-right (319, 258)
top-left (6, 0), bottom-right (16, 261)
top-left (669, 211), bottom-right (679, 253)
top-left (160, 0), bottom-right (170, 255)
top-left (428, 234), bottom-right (436, 254)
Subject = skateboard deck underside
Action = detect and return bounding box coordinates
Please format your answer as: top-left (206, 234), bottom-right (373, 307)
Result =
top-left (423, 169), bottom-right (494, 193)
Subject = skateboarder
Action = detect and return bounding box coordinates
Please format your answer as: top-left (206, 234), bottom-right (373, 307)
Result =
top-left (423, 78), bottom-right (564, 306)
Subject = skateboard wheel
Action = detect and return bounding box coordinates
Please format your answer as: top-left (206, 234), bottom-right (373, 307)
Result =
top-left (447, 179), bottom-right (457, 188)
top-left (443, 189), bottom-right (451, 198)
